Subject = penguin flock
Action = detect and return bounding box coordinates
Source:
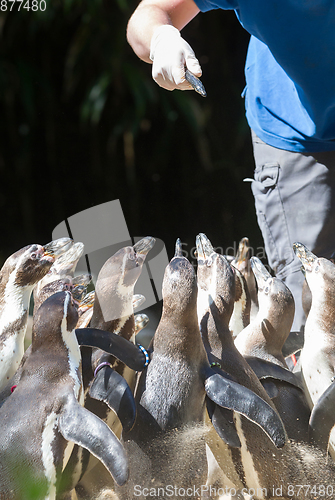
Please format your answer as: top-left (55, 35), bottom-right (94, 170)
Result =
top-left (0, 234), bottom-right (335, 500)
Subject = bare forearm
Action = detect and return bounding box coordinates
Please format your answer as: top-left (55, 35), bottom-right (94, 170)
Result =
top-left (127, 4), bottom-right (172, 63)
top-left (126, 0), bottom-right (200, 63)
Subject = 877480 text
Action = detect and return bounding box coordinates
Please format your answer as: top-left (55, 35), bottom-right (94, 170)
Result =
top-left (1, 0), bottom-right (46, 10)
top-left (284, 484), bottom-right (334, 497)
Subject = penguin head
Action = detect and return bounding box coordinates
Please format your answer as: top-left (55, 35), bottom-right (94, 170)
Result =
top-left (161, 238), bottom-right (197, 314)
top-left (50, 241), bottom-right (84, 277)
top-left (10, 244), bottom-right (56, 287)
top-left (0, 245), bottom-right (31, 290)
top-left (33, 277), bottom-right (74, 314)
top-left (232, 236), bottom-right (252, 275)
top-left (32, 290), bottom-right (79, 348)
top-left (123, 237), bottom-right (156, 286)
top-left (96, 237), bottom-right (155, 292)
top-left (250, 256), bottom-right (294, 336)
top-left (0, 239), bottom-right (73, 291)
top-left (92, 237), bottom-right (155, 325)
top-left (293, 242), bottom-right (335, 305)
top-left (196, 233), bottom-right (235, 322)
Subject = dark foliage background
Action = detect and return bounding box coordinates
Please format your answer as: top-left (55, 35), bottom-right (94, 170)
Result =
top-left (0, 0), bottom-right (263, 266)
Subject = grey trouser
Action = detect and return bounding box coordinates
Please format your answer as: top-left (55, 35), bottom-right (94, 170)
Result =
top-left (250, 131), bottom-right (335, 333)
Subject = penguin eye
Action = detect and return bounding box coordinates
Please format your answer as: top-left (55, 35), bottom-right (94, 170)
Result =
top-left (314, 264), bottom-right (319, 272)
top-left (264, 286), bottom-right (269, 294)
top-left (30, 252), bottom-right (37, 260)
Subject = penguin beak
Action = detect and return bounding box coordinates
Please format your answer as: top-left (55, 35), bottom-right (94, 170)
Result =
top-left (78, 290), bottom-right (95, 313)
top-left (196, 233), bottom-right (215, 262)
top-left (132, 294), bottom-right (146, 311)
top-left (72, 273), bottom-right (92, 287)
top-left (43, 237), bottom-right (74, 258)
top-left (174, 238), bottom-right (183, 258)
top-left (133, 236), bottom-right (156, 256)
top-left (134, 313), bottom-right (150, 334)
top-left (250, 256), bottom-right (271, 289)
top-left (293, 242), bottom-right (317, 272)
top-left (72, 284), bottom-right (88, 303)
top-left (51, 241), bottom-right (85, 274)
top-left (234, 237), bottom-right (251, 264)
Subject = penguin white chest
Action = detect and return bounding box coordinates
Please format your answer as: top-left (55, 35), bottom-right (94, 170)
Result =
top-left (0, 333), bottom-right (25, 390)
top-left (301, 335), bottom-right (335, 406)
top-left (41, 411), bottom-right (58, 500)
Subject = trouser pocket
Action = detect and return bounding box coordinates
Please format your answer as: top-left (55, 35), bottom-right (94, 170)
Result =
top-left (251, 162), bottom-right (294, 275)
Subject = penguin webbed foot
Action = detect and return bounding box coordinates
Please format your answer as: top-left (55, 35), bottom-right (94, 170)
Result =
top-left (202, 364), bottom-right (287, 448)
top-left (89, 364), bottom-right (136, 433)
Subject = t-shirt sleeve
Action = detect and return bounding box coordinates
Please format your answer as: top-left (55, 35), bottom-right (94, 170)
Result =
top-left (193, 0), bottom-right (237, 13)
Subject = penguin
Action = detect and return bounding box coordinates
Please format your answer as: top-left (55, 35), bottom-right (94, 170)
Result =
top-left (116, 239), bottom-right (286, 500)
top-left (83, 236), bottom-right (156, 420)
top-left (33, 276), bottom-right (74, 314)
top-left (300, 251), bottom-right (335, 321)
top-left (0, 238), bottom-right (72, 390)
top-left (234, 256), bottom-right (311, 444)
top-left (229, 265), bottom-right (251, 338)
top-left (132, 293), bottom-right (146, 311)
top-left (232, 237), bottom-right (258, 322)
top-left (234, 256), bottom-right (294, 367)
top-left (76, 290), bottom-right (95, 329)
top-left (0, 274), bottom-right (89, 409)
top-left (288, 251), bottom-right (335, 373)
top-left (0, 291), bottom-right (129, 500)
top-left (34, 241), bottom-right (85, 297)
top-left (38, 274), bottom-right (91, 304)
top-left (66, 237), bottom-right (156, 499)
top-left (196, 233), bottom-right (333, 499)
top-left (293, 242), bottom-right (335, 459)
top-left (134, 313), bottom-right (149, 335)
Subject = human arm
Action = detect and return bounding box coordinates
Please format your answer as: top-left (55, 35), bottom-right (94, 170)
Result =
top-left (126, 0), bottom-right (202, 91)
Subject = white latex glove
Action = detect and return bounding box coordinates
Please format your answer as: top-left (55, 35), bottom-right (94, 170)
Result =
top-left (150, 25), bottom-right (202, 91)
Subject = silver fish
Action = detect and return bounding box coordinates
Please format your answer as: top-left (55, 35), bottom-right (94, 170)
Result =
top-left (185, 69), bottom-right (207, 97)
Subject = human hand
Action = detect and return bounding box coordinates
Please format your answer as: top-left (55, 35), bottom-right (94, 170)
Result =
top-left (150, 25), bottom-right (202, 91)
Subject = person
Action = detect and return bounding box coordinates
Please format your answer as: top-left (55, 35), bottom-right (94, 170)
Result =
top-left (126, 0), bottom-right (335, 340)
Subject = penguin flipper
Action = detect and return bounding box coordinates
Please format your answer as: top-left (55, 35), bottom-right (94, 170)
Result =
top-left (309, 382), bottom-right (335, 451)
top-left (206, 396), bottom-right (241, 448)
top-left (202, 366), bottom-right (286, 448)
top-left (261, 380), bottom-right (279, 399)
top-left (89, 365), bottom-right (136, 433)
top-left (75, 328), bottom-right (147, 371)
top-left (245, 356), bottom-right (304, 391)
top-left (58, 395), bottom-right (129, 485)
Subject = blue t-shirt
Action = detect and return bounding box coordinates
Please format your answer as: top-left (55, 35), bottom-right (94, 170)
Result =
top-left (193, 0), bottom-right (335, 152)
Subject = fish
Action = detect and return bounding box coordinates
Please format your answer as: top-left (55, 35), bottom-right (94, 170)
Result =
top-left (185, 69), bottom-right (207, 97)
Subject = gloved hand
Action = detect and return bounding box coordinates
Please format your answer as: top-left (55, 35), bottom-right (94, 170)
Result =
top-left (150, 25), bottom-right (202, 91)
